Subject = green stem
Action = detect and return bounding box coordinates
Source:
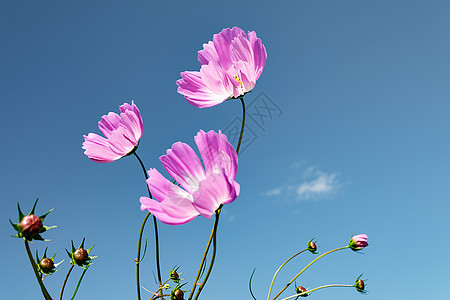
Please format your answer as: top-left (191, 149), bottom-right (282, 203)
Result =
top-left (267, 249), bottom-right (308, 300)
top-left (59, 264), bottom-right (75, 300)
top-left (134, 152), bottom-right (163, 300)
top-left (193, 210), bottom-right (221, 300)
top-left (236, 97), bottom-right (246, 155)
top-left (271, 246), bottom-right (349, 300)
top-left (24, 240), bottom-right (53, 300)
top-left (187, 208), bottom-right (221, 300)
top-left (279, 284), bottom-right (354, 300)
top-left (70, 266), bottom-right (89, 300)
top-left (149, 278), bottom-right (171, 300)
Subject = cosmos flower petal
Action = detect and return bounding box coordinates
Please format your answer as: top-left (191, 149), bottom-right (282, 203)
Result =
top-left (177, 71), bottom-right (228, 108)
top-left (82, 133), bottom-right (122, 163)
top-left (194, 130), bottom-right (238, 179)
top-left (198, 41), bottom-right (220, 65)
top-left (177, 27), bottom-right (266, 108)
top-left (140, 130), bottom-right (239, 225)
top-left (107, 126), bottom-right (137, 156)
top-left (213, 27), bottom-right (246, 70)
top-left (82, 102), bottom-right (143, 163)
top-left (248, 31), bottom-right (267, 80)
top-left (193, 173), bottom-right (237, 218)
top-left (147, 168), bottom-right (191, 201)
top-left (140, 197), bottom-right (197, 225)
top-left (160, 142), bottom-right (206, 193)
top-left (98, 112), bottom-right (120, 138)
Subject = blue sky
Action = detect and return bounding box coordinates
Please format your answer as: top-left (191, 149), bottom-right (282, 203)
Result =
top-left (1, 1), bottom-right (450, 299)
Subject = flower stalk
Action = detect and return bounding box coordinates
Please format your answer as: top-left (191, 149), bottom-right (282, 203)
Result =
top-left (267, 248), bottom-right (309, 300)
top-left (24, 240), bottom-right (53, 300)
top-left (271, 246), bottom-right (349, 300)
top-left (134, 152), bottom-right (163, 300)
top-left (279, 284), bottom-right (355, 300)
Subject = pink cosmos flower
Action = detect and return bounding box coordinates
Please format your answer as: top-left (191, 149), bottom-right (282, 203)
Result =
top-left (82, 101), bottom-right (143, 163)
top-left (177, 27), bottom-right (267, 108)
top-left (140, 130), bottom-right (240, 225)
top-left (349, 234), bottom-right (369, 251)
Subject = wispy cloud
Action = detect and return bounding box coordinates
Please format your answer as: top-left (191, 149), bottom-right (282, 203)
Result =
top-left (263, 163), bottom-right (342, 201)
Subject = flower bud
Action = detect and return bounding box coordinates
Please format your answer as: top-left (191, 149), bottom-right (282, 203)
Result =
top-left (354, 275), bottom-right (367, 293)
top-left (39, 258), bottom-right (54, 273)
top-left (74, 248), bottom-right (89, 264)
top-left (296, 285), bottom-right (309, 297)
top-left (171, 270), bottom-right (179, 281)
top-left (356, 279), bottom-right (365, 292)
top-left (307, 240), bottom-right (317, 253)
top-left (19, 215), bottom-right (43, 238)
top-left (349, 234), bottom-right (368, 251)
top-left (172, 289), bottom-right (184, 300)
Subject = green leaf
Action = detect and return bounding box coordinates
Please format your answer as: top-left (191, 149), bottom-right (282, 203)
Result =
top-left (80, 237), bottom-right (86, 249)
top-left (17, 203), bottom-right (25, 222)
top-left (9, 219), bottom-right (20, 232)
top-left (33, 234), bottom-right (45, 241)
top-left (39, 208), bottom-right (54, 222)
top-left (29, 198), bottom-right (39, 215)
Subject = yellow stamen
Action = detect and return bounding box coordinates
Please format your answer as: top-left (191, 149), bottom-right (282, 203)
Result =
top-left (234, 75), bottom-right (243, 88)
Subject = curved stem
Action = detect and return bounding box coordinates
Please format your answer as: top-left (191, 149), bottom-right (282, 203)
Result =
top-left (59, 264), bottom-right (75, 300)
top-left (189, 97), bottom-right (246, 300)
top-left (134, 152), bottom-right (163, 299)
top-left (70, 266), bottom-right (89, 300)
top-left (271, 246), bottom-right (349, 300)
top-left (236, 97), bottom-right (246, 155)
top-left (267, 249), bottom-right (308, 300)
top-left (279, 284), bottom-right (354, 300)
top-left (188, 208), bottom-right (222, 300)
top-left (193, 210), bottom-right (221, 300)
top-left (149, 278), bottom-right (171, 300)
top-left (24, 240), bottom-right (53, 300)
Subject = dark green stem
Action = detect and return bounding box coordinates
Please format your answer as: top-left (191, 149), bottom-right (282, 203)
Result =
top-left (59, 264), bottom-right (74, 300)
top-left (187, 208), bottom-right (222, 300)
top-left (70, 266), bottom-right (89, 300)
top-left (134, 152), bottom-right (163, 300)
top-left (24, 240), bottom-right (53, 300)
top-left (188, 97), bottom-right (246, 300)
top-left (193, 210), bottom-right (220, 300)
top-left (236, 97), bottom-right (246, 155)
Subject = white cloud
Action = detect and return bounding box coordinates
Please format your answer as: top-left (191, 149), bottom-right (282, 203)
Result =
top-left (263, 164), bottom-right (341, 201)
top-left (296, 172), bottom-right (339, 199)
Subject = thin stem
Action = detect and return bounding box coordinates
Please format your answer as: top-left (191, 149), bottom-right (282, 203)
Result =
top-left (271, 246), bottom-right (349, 300)
top-left (152, 294), bottom-right (171, 299)
top-left (134, 152), bottom-right (163, 300)
top-left (279, 284), bottom-right (354, 300)
top-left (267, 249), bottom-right (308, 300)
top-left (193, 210), bottom-right (221, 300)
top-left (236, 97), bottom-right (246, 155)
top-left (149, 278), bottom-right (171, 300)
top-left (24, 240), bottom-right (53, 300)
top-left (59, 264), bottom-right (75, 300)
top-left (187, 208), bottom-right (222, 300)
top-left (189, 97), bottom-right (246, 300)
top-left (70, 266), bottom-right (89, 300)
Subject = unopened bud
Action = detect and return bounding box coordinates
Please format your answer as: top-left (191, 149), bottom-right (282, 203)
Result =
top-left (39, 258), bottom-right (54, 273)
top-left (356, 279), bottom-right (365, 292)
top-left (173, 289), bottom-right (184, 300)
top-left (349, 234), bottom-right (369, 251)
top-left (19, 215), bottom-right (42, 238)
top-left (307, 240), bottom-right (317, 253)
top-left (171, 270), bottom-right (179, 281)
top-left (296, 285), bottom-right (308, 297)
top-left (74, 248), bottom-right (89, 264)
